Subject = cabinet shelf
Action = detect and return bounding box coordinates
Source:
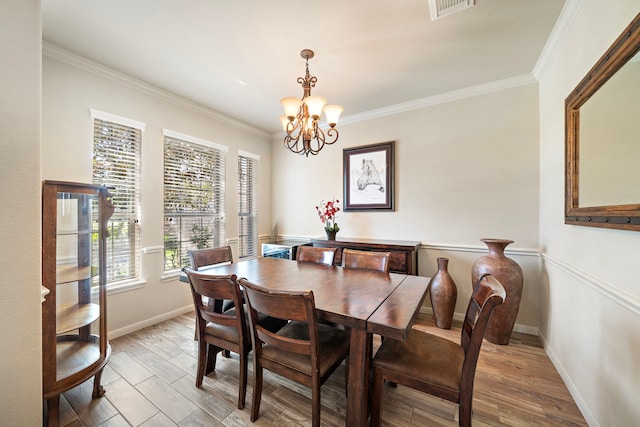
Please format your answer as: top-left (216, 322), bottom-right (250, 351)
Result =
top-left (56, 265), bottom-right (98, 284)
top-left (57, 229), bottom-right (96, 236)
top-left (56, 303), bottom-right (100, 334)
top-left (55, 335), bottom-right (104, 381)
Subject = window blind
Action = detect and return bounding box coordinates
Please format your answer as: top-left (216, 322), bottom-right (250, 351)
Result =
top-left (92, 117), bottom-right (142, 284)
top-left (164, 135), bottom-right (226, 270)
top-left (238, 153), bottom-right (258, 258)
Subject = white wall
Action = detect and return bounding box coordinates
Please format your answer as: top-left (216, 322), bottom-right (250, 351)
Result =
top-left (42, 49), bottom-right (273, 336)
top-left (272, 82), bottom-right (542, 331)
top-left (538, 1), bottom-right (640, 425)
top-left (0, 0), bottom-right (43, 424)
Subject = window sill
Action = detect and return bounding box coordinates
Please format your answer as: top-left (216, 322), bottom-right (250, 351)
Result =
top-left (161, 270), bottom-right (182, 283)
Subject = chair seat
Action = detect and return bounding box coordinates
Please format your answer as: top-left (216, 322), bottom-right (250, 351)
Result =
top-left (206, 308), bottom-right (286, 344)
top-left (374, 329), bottom-right (464, 393)
top-left (205, 318), bottom-right (241, 344)
top-left (261, 321), bottom-right (350, 377)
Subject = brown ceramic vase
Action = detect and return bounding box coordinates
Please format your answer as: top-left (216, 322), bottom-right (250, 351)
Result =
top-left (428, 257), bottom-right (458, 329)
top-left (471, 238), bottom-right (523, 345)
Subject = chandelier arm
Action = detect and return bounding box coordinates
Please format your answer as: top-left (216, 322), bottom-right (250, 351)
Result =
top-left (303, 124), bottom-right (325, 156)
top-left (284, 135), bottom-right (306, 155)
top-left (324, 127), bottom-right (339, 145)
top-left (286, 117), bottom-right (302, 137)
top-left (284, 117), bottom-right (306, 154)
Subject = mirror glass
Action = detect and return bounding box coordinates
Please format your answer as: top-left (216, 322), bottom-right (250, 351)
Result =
top-left (578, 52), bottom-right (640, 207)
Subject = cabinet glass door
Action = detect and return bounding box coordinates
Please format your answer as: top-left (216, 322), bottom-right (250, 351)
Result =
top-left (54, 191), bottom-right (102, 379)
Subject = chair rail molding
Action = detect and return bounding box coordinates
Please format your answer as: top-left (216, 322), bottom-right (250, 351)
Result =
top-left (419, 242), bottom-right (539, 257)
top-left (541, 253), bottom-right (640, 316)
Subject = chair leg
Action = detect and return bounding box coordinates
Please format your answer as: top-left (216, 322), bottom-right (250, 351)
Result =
top-left (250, 362), bottom-right (263, 422)
top-left (195, 339), bottom-right (209, 387)
top-left (205, 343), bottom-right (218, 375)
top-left (344, 359), bottom-right (349, 396)
top-left (223, 349), bottom-right (231, 358)
top-left (46, 395), bottom-right (60, 427)
top-left (370, 366), bottom-right (384, 427)
top-left (459, 395), bottom-right (472, 427)
top-left (311, 381), bottom-right (321, 427)
top-left (238, 350), bottom-right (248, 409)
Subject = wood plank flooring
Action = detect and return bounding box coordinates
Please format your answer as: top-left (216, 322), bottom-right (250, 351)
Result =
top-left (57, 312), bottom-right (587, 426)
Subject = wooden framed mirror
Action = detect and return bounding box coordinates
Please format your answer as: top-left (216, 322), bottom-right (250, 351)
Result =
top-left (565, 13), bottom-right (640, 231)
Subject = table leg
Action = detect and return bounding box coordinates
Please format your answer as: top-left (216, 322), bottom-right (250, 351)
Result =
top-left (346, 328), bottom-right (372, 427)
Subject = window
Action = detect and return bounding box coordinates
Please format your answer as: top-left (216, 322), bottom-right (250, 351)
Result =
top-left (238, 151), bottom-right (259, 258)
top-left (163, 130), bottom-right (227, 271)
top-left (91, 109), bottom-right (143, 285)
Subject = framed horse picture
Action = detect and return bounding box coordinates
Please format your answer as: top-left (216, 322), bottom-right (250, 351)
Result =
top-left (343, 141), bottom-right (395, 211)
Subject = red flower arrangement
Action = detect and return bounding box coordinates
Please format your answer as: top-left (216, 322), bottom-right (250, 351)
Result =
top-left (316, 198), bottom-right (341, 232)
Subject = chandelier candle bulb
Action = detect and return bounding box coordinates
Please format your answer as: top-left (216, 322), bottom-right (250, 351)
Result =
top-left (323, 105), bottom-right (343, 127)
top-left (281, 97), bottom-right (302, 120)
top-left (279, 115), bottom-right (290, 131)
top-left (304, 95), bottom-right (327, 119)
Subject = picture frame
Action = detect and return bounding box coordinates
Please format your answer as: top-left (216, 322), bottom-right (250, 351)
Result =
top-left (343, 141), bottom-right (395, 211)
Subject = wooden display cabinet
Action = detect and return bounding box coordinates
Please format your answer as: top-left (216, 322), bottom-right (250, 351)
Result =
top-left (42, 181), bottom-right (114, 426)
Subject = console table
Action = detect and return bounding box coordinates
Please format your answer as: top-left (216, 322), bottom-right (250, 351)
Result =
top-left (311, 237), bottom-right (420, 275)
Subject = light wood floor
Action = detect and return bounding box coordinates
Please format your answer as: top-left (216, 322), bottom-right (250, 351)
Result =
top-left (58, 312), bottom-right (587, 426)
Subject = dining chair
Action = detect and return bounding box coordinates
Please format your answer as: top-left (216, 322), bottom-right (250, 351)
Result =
top-left (296, 245), bottom-right (337, 266)
top-left (182, 268), bottom-right (249, 409)
top-left (189, 246), bottom-right (235, 344)
top-left (189, 245), bottom-right (233, 270)
top-left (183, 268), bottom-right (288, 409)
top-left (342, 248), bottom-right (390, 273)
top-left (370, 273), bottom-right (506, 427)
top-left (240, 278), bottom-right (350, 427)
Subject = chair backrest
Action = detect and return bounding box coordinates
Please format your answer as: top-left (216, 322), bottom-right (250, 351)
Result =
top-left (189, 246), bottom-right (233, 271)
top-left (342, 249), bottom-right (390, 273)
top-left (240, 278), bottom-right (320, 365)
top-left (182, 267), bottom-right (246, 339)
top-left (459, 273), bottom-right (505, 383)
top-left (296, 246), bottom-right (336, 266)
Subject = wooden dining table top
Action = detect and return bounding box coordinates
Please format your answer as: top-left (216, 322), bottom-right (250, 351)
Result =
top-left (180, 256), bottom-right (429, 340)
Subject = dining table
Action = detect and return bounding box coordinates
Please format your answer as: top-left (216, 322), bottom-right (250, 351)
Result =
top-left (179, 256), bottom-right (430, 427)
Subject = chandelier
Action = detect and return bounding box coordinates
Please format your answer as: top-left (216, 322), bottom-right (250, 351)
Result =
top-left (280, 49), bottom-right (343, 156)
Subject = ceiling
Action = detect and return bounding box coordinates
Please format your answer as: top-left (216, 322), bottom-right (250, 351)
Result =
top-left (42, 0), bottom-right (567, 134)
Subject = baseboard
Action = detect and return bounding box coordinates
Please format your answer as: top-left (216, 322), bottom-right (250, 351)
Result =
top-left (538, 331), bottom-right (598, 427)
top-left (109, 304), bottom-right (193, 339)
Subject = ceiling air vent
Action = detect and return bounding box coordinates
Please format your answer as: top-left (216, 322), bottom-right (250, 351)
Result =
top-left (428, 0), bottom-right (475, 21)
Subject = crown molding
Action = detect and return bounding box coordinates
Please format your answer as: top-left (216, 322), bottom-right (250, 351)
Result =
top-left (339, 73), bottom-right (537, 126)
top-left (532, 0), bottom-right (583, 80)
top-left (43, 41), bottom-right (270, 139)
